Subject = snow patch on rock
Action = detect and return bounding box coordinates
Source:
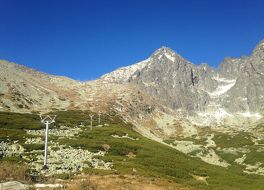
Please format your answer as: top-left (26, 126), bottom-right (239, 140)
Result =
top-left (164, 52), bottom-right (175, 62)
top-left (208, 76), bottom-right (236, 98)
top-left (237, 112), bottom-right (262, 119)
top-left (101, 59), bottom-right (150, 82)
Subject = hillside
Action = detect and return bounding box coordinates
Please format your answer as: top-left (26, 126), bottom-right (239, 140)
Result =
top-left (1, 111), bottom-right (264, 190)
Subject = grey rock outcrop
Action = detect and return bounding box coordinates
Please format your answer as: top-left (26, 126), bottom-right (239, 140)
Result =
top-left (0, 181), bottom-right (27, 190)
top-left (127, 47), bottom-right (211, 112)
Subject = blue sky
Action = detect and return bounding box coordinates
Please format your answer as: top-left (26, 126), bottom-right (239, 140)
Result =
top-left (0, 0), bottom-right (264, 80)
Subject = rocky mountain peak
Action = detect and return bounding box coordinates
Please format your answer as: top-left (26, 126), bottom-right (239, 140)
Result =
top-left (152, 46), bottom-right (175, 54)
top-left (150, 46), bottom-right (188, 64)
top-left (100, 46), bottom-right (191, 83)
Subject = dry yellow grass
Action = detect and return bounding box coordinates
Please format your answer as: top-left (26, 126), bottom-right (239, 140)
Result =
top-left (66, 175), bottom-right (194, 190)
top-left (0, 161), bottom-right (29, 182)
top-left (191, 174), bottom-right (209, 185)
top-left (67, 178), bottom-right (98, 190)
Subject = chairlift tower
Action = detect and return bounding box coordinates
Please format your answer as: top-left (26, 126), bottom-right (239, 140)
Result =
top-left (40, 114), bottom-right (56, 168)
top-left (89, 114), bottom-right (94, 130)
top-left (98, 112), bottom-right (101, 124)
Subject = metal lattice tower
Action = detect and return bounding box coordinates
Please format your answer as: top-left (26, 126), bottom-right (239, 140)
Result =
top-left (40, 114), bottom-right (56, 168)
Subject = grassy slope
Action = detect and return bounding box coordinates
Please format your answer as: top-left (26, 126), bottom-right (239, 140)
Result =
top-left (0, 111), bottom-right (264, 190)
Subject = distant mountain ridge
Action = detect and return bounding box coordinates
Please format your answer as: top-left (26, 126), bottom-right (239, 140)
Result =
top-left (1, 40), bottom-right (264, 138)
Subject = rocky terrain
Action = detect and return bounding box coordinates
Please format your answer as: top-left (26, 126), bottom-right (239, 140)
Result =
top-left (0, 124), bottom-right (112, 176)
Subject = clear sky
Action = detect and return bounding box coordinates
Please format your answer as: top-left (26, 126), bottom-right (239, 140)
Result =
top-left (0, 0), bottom-right (264, 80)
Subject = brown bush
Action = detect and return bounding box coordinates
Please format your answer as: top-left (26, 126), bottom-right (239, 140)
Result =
top-left (0, 161), bottom-right (29, 182)
top-left (67, 178), bottom-right (98, 190)
top-left (101, 144), bottom-right (110, 151)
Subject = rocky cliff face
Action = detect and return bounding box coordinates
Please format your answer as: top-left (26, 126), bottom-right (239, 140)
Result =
top-left (102, 40), bottom-right (264, 126)
top-left (127, 47), bottom-right (214, 112)
top-left (218, 41), bottom-right (264, 114)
